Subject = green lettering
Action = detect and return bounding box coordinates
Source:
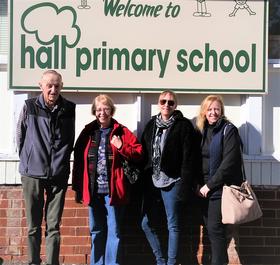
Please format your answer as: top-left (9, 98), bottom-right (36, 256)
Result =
top-left (189, 50), bottom-right (203, 72)
top-left (205, 43), bottom-right (218, 72)
top-left (76, 48), bottom-right (91, 76)
top-left (176, 49), bottom-right (188, 72)
top-left (219, 50), bottom-right (234, 72)
top-left (104, 0), bottom-right (162, 17)
top-left (116, 3), bottom-right (125, 16)
top-left (158, 50), bottom-right (170, 78)
top-left (53, 36), bottom-right (59, 69)
top-left (102, 41), bottom-right (107, 70)
top-left (61, 36), bottom-right (67, 69)
top-left (93, 48), bottom-right (101, 70)
top-left (109, 48), bottom-right (130, 70)
top-left (131, 49), bottom-right (146, 71)
top-left (134, 5), bottom-right (142, 17)
top-left (148, 50), bottom-right (157, 71)
top-left (251, 44), bottom-right (256, 72)
top-left (36, 46), bottom-right (52, 69)
top-left (21, 35), bottom-right (35, 68)
top-left (235, 50), bottom-right (250, 72)
top-left (104, 0), bottom-right (121, 16)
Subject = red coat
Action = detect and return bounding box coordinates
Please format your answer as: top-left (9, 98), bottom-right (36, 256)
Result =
top-left (72, 119), bottom-right (143, 205)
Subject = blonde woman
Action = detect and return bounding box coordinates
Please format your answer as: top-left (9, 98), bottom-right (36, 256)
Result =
top-left (196, 95), bottom-right (243, 265)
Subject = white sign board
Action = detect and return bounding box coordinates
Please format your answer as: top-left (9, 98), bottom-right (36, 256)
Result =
top-left (9, 0), bottom-right (268, 93)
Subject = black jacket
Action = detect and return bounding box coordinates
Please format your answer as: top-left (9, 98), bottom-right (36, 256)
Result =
top-left (141, 110), bottom-right (196, 199)
top-left (201, 118), bottom-right (243, 198)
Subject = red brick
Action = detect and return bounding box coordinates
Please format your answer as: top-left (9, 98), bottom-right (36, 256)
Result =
top-left (11, 255), bottom-right (28, 262)
top-left (0, 245), bottom-right (22, 255)
top-left (62, 217), bottom-right (88, 226)
top-left (62, 236), bottom-right (90, 245)
top-left (1, 185), bottom-right (280, 265)
top-left (262, 200), bottom-right (280, 209)
top-left (239, 237), bottom-right (265, 246)
top-left (60, 226), bottom-right (76, 235)
top-left (75, 226), bottom-right (89, 236)
top-left (0, 236), bottom-right (9, 245)
top-left (0, 209), bottom-right (7, 217)
top-left (0, 200), bottom-right (9, 208)
top-left (6, 217), bottom-right (22, 227)
top-left (60, 245), bottom-right (75, 255)
top-left (265, 237), bottom-right (280, 245)
top-left (62, 208), bottom-right (77, 217)
top-left (0, 227), bottom-right (22, 236)
top-left (76, 208), bottom-right (89, 217)
top-left (10, 236), bottom-right (23, 246)
top-left (63, 254), bottom-right (87, 264)
top-left (263, 218), bottom-right (280, 227)
top-left (64, 199), bottom-right (83, 208)
top-left (5, 189), bottom-right (23, 199)
top-left (256, 189), bottom-right (277, 200)
top-left (74, 245), bottom-right (91, 255)
top-left (241, 246), bottom-right (275, 255)
top-left (6, 208), bottom-right (24, 218)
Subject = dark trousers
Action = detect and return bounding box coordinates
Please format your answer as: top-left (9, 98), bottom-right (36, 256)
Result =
top-left (21, 176), bottom-right (67, 265)
top-left (202, 198), bottom-right (228, 265)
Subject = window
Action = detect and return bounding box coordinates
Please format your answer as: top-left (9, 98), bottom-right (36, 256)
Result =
top-left (0, 0), bottom-right (8, 70)
top-left (269, 0), bottom-right (280, 59)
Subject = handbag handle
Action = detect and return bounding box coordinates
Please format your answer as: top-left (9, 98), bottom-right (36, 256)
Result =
top-left (240, 146), bottom-right (247, 181)
top-left (224, 123), bottom-right (246, 182)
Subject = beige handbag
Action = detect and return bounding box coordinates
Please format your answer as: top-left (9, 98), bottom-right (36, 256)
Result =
top-left (221, 157), bottom-right (263, 224)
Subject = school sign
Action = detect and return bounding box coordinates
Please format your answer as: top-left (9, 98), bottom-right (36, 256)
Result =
top-left (9, 0), bottom-right (268, 93)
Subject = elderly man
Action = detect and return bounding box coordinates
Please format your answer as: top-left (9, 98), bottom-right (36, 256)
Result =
top-left (16, 70), bottom-right (75, 265)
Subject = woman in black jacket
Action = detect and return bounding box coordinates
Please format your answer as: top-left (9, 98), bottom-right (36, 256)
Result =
top-left (196, 95), bottom-right (243, 265)
top-left (141, 90), bottom-right (195, 265)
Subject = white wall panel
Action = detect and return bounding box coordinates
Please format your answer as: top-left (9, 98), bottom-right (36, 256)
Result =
top-left (271, 162), bottom-right (280, 185)
top-left (251, 162), bottom-right (262, 185)
top-left (261, 162), bottom-right (271, 185)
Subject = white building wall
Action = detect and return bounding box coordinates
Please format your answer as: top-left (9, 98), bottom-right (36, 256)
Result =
top-left (0, 71), bottom-right (15, 156)
top-left (0, 65), bottom-right (280, 185)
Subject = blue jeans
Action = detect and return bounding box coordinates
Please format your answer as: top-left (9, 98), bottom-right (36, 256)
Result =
top-left (88, 195), bottom-right (125, 265)
top-left (141, 181), bottom-right (182, 265)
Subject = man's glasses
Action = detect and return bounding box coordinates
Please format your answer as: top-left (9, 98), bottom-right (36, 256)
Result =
top-left (159, 99), bottom-right (175, 107)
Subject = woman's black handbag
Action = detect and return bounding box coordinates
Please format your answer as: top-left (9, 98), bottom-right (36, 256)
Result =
top-left (122, 159), bottom-right (141, 184)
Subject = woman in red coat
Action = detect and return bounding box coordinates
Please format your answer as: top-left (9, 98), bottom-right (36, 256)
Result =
top-left (72, 94), bottom-right (143, 265)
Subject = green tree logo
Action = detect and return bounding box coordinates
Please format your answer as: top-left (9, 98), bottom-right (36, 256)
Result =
top-left (21, 2), bottom-right (81, 68)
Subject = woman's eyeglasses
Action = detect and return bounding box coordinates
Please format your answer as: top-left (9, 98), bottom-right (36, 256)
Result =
top-left (159, 99), bottom-right (175, 107)
top-left (96, 107), bottom-right (111, 113)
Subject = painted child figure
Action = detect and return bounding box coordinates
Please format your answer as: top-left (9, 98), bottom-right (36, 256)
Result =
top-left (193, 0), bottom-right (211, 17)
top-left (229, 0), bottom-right (256, 17)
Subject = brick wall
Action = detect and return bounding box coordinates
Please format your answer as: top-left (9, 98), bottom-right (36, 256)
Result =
top-left (0, 184), bottom-right (279, 265)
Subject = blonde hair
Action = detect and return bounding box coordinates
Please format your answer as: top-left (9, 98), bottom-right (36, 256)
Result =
top-left (196, 95), bottom-right (225, 132)
top-left (158, 90), bottom-right (178, 106)
top-left (91, 94), bottom-right (116, 116)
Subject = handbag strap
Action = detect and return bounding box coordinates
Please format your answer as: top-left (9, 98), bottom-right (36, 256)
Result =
top-left (224, 123), bottom-right (246, 182)
top-left (240, 147), bottom-right (247, 181)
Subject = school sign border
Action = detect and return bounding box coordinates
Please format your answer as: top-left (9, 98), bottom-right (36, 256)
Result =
top-left (9, 0), bottom-right (268, 93)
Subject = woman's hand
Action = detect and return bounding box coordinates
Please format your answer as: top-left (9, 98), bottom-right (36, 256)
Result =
top-left (199, 184), bottom-right (210, 198)
top-left (111, 135), bottom-right (123, 150)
